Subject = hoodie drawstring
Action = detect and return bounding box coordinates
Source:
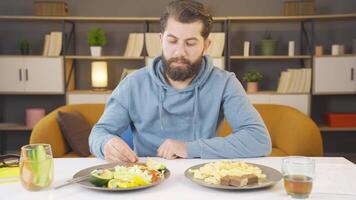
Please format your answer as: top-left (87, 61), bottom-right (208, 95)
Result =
top-left (159, 86), bottom-right (164, 130)
top-left (192, 86), bottom-right (199, 138)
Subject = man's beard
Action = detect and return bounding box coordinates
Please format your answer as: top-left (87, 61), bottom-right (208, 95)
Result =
top-left (162, 55), bottom-right (203, 81)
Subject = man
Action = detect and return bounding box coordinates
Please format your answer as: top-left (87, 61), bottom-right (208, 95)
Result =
top-left (89, 0), bottom-right (271, 163)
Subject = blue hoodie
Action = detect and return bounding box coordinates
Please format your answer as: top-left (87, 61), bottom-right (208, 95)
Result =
top-left (89, 55), bottom-right (271, 159)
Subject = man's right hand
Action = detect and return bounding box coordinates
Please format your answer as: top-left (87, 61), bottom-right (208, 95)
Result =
top-left (103, 137), bottom-right (138, 163)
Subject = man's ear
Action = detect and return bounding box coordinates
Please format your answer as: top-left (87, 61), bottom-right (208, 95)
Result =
top-left (203, 38), bottom-right (211, 55)
top-left (160, 33), bottom-right (163, 44)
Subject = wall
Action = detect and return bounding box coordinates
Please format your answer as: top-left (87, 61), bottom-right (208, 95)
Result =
top-left (0, 0), bottom-right (356, 153)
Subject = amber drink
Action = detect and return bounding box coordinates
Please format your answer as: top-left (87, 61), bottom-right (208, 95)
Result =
top-left (282, 157), bottom-right (315, 199)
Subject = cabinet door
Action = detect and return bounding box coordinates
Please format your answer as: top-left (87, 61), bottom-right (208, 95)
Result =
top-left (23, 57), bottom-right (64, 94)
top-left (314, 56), bottom-right (356, 94)
top-left (0, 57), bottom-right (25, 93)
top-left (270, 94), bottom-right (310, 116)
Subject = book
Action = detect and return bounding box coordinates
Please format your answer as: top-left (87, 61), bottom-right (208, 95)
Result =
top-left (243, 41), bottom-right (250, 57)
top-left (207, 32), bottom-right (225, 57)
top-left (123, 33), bottom-right (144, 57)
top-left (42, 34), bottom-right (50, 56)
top-left (47, 32), bottom-right (62, 56)
top-left (145, 33), bottom-right (161, 57)
top-left (0, 167), bottom-right (19, 184)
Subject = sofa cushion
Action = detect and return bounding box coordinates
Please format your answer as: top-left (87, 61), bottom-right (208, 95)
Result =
top-left (57, 111), bottom-right (91, 157)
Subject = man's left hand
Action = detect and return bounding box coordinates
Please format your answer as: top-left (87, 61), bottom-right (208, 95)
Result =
top-left (157, 139), bottom-right (187, 159)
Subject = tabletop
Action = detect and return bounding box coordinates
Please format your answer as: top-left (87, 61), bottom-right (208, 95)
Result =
top-left (1, 157), bottom-right (356, 200)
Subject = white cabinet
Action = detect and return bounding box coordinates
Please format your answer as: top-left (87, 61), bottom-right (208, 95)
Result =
top-left (247, 94), bottom-right (310, 116)
top-left (0, 56), bottom-right (64, 94)
top-left (313, 56), bottom-right (356, 94)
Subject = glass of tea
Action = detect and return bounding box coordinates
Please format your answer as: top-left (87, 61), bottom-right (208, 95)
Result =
top-left (19, 144), bottom-right (54, 191)
top-left (282, 156), bottom-right (315, 199)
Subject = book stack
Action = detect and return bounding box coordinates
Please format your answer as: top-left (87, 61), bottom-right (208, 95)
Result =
top-left (42, 32), bottom-right (62, 56)
top-left (277, 68), bottom-right (312, 93)
top-left (123, 33), bottom-right (144, 57)
top-left (283, 0), bottom-right (315, 16)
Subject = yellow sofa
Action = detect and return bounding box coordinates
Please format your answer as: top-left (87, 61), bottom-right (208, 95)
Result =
top-left (30, 104), bottom-right (323, 157)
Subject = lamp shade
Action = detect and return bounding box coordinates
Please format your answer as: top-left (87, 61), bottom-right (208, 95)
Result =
top-left (91, 61), bottom-right (108, 88)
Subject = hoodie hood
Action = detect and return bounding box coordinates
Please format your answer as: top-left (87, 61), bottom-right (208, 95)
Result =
top-left (148, 55), bottom-right (215, 136)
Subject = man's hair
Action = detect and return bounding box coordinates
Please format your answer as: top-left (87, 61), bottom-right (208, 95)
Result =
top-left (160, 0), bottom-right (213, 39)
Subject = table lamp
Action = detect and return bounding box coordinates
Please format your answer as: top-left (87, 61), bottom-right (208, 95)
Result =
top-left (91, 61), bottom-right (108, 90)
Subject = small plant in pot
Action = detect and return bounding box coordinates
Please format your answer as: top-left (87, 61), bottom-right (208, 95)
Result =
top-left (242, 70), bottom-right (263, 93)
top-left (260, 31), bottom-right (277, 55)
top-left (87, 28), bottom-right (107, 56)
top-left (19, 39), bottom-right (30, 55)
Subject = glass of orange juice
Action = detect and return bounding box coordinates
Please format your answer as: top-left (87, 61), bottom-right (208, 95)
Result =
top-left (282, 156), bottom-right (315, 199)
top-left (20, 144), bottom-right (54, 191)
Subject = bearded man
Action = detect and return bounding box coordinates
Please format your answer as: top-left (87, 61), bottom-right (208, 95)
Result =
top-left (89, 0), bottom-right (271, 162)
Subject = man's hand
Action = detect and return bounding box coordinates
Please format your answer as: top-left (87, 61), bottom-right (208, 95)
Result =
top-left (104, 137), bottom-right (138, 163)
top-left (157, 139), bottom-right (187, 159)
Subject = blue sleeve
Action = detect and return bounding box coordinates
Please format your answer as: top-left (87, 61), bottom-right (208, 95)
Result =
top-left (186, 73), bottom-right (272, 158)
top-left (89, 77), bottom-right (132, 159)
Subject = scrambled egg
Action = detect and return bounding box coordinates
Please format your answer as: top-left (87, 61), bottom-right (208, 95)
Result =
top-left (189, 161), bottom-right (266, 185)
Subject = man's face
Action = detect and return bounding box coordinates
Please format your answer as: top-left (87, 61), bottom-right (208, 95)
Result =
top-left (160, 17), bottom-right (210, 81)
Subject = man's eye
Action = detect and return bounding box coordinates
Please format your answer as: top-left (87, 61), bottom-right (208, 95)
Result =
top-left (167, 39), bottom-right (177, 44)
top-left (186, 42), bottom-right (197, 46)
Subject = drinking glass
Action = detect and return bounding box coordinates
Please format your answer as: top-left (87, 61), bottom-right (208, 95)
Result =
top-left (19, 144), bottom-right (54, 191)
top-left (282, 156), bottom-right (315, 199)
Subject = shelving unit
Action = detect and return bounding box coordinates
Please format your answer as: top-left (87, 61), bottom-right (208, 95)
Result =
top-left (0, 13), bottom-right (355, 154)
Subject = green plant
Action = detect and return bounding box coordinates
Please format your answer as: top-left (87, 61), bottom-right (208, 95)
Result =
top-left (87, 28), bottom-right (107, 46)
top-left (18, 39), bottom-right (30, 55)
top-left (242, 70), bottom-right (263, 82)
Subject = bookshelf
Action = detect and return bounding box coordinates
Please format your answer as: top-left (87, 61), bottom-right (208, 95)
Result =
top-left (230, 55), bottom-right (312, 60)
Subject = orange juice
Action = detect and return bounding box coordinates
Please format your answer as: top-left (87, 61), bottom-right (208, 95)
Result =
top-left (284, 175), bottom-right (313, 198)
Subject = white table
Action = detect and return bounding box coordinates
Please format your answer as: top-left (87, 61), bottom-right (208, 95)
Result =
top-left (1, 157), bottom-right (356, 200)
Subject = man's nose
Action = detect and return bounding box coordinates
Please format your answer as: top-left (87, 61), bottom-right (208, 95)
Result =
top-left (174, 43), bottom-right (187, 57)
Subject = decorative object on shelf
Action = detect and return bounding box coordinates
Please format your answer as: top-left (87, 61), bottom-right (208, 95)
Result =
top-left (288, 41), bottom-right (295, 56)
top-left (123, 33), bottom-right (144, 57)
top-left (315, 45), bottom-right (323, 56)
top-left (91, 61), bottom-right (108, 90)
top-left (26, 108), bottom-right (45, 128)
top-left (242, 70), bottom-right (263, 93)
top-left (326, 113), bottom-right (356, 127)
top-left (243, 41), bottom-right (250, 57)
top-left (87, 28), bottom-right (107, 57)
top-left (120, 68), bottom-right (138, 82)
top-left (331, 44), bottom-right (345, 55)
top-left (18, 39), bottom-right (30, 55)
top-left (33, 1), bottom-right (68, 16)
top-left (260, 31), bottom-right (277, 56)
top-left (283, 0), bottom-right (315, 16)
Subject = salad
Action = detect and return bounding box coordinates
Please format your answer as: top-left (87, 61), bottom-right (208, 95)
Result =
top-left (89, 158), bottom-right (166, 189)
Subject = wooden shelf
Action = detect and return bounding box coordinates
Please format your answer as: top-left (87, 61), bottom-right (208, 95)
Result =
top-left (0, 15), bottom-right (226, 22)
top-left (228, 13), bottom-right (356, 22)
top-left (314, 54), bottom-right (356, 58)
top-left (319, 125), bottom-right (356, 132)
top-left (312, 92), bottom-right (356, 95)
top-left (67, 89), bottom-right (113, 94)
top-left (0, 55), bottom-right (61, 58)
top-left (247, 91), bottom-right (310, 95)
top-left (0, 123), bottom-right (32, 131)
top-left (65, 55), bottom-right (145, 60)
top-left (230, 55), bottom-right (312, 60)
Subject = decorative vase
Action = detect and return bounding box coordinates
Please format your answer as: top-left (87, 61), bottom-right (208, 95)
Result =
top-left (90, 46), bottom-right (102, 56)
top-left (26, 108), bottom-right (45, 128)
top-left (247, 82), bottom-right (258, 93)
top-left (260, 40), bottom-right (276, 55)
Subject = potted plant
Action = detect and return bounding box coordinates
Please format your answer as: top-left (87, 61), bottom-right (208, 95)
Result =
top-left (19, 39), bottom-right (30, 55)
top-left (260, 31), bottom-right (277, 55)
top-left (87, 28), bottom-right (107, 56)
top-left (242, 70), bottom-right (263, 93)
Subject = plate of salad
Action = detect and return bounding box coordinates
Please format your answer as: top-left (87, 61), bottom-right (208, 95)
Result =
top-left (73, 158), bottom-right (170, 191)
